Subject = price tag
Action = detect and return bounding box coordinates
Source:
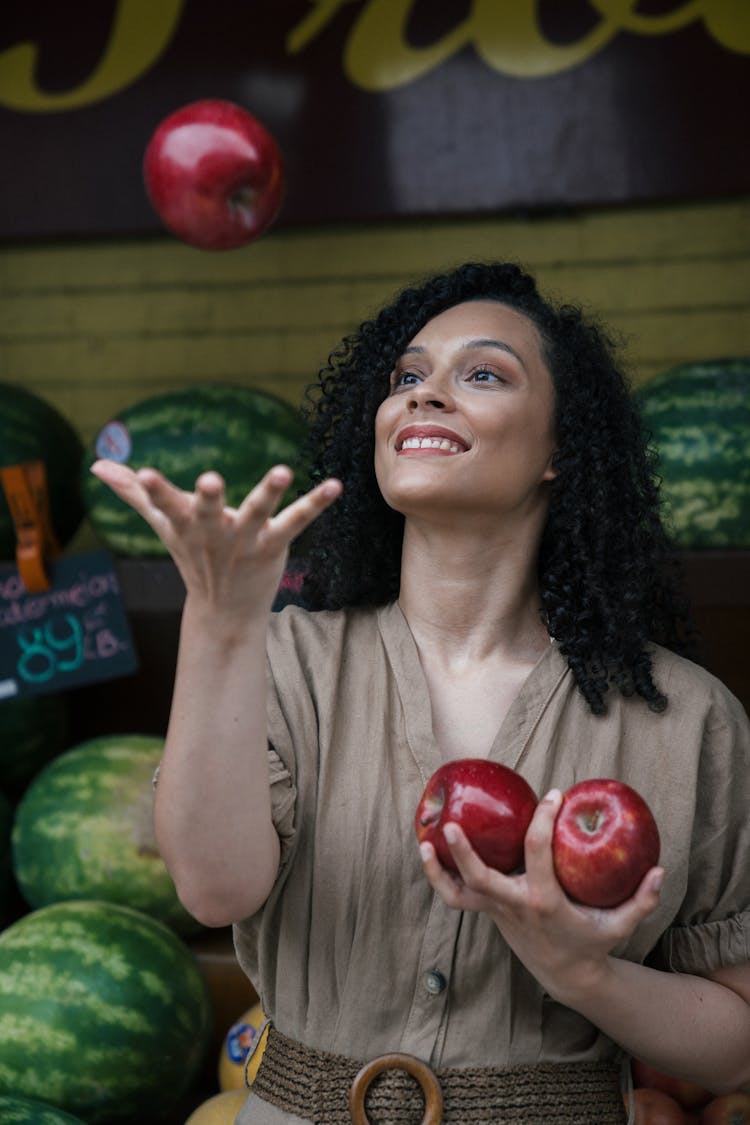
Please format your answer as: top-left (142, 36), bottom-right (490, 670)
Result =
top-left (0, 550), bottom-right (138, 700)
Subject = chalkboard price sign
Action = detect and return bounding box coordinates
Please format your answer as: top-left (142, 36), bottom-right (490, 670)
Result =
top-left (0, 549), bottom-right (138, 700)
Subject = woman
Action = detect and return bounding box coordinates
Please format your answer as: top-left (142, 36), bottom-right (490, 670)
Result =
top-left (92, 262), bottom-right (750, 1124)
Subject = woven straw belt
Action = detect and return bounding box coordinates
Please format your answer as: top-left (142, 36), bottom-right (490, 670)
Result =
top-left (250, 1025), bottom-right (627, 1124)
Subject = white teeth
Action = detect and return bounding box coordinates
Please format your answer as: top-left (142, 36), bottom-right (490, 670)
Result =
top-left (401, 436), bottom-right (463, 453)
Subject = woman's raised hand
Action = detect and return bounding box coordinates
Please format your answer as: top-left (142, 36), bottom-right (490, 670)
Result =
top-left (418, 789), bottom-right (663, 1006)
top-left (89, 460), bottom-right (342, 622)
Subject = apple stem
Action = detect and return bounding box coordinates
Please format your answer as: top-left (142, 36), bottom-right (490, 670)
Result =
top-left (229, 186), bottom-right (259, 218)
top-left (418, 789), bottom-right (445, 828)
top-left (579, 810), bottom-right (604, 834)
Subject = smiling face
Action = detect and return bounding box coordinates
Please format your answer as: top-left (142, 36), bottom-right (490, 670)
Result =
top-left (374, 300), bottom-right (557, 527)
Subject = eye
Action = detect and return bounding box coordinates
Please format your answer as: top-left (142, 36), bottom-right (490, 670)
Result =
top-left (467, 367), bottom-right (503, 384)
top-left (390, 370), bottom-right (422, 389)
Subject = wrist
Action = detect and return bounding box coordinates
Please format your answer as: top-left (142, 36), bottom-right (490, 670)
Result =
top-left (181, 593), bottom-right (270, 650)
top-left (542, 953), bottom-right (615, 1011)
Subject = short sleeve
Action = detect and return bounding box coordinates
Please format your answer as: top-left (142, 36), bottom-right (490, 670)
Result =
top-left (263, 606), bottom-right (344, 876)
top-left (267, 745), bottom-right (296, 869)
top-left (652, 684), bottom-right (750, 975)
top-left (659, 911), bottom-right (750, 975)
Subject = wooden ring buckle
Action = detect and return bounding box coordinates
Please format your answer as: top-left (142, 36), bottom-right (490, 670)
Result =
top-left (349, 1052), bottom-right (443, 1124)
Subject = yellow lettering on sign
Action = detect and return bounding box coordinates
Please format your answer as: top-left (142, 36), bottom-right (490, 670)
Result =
top-left (589, 0), bottom-right (750, 56)
top-left (593, 0), bottom-right (750, 48)
top-left (287, 0), bottom-right (359, 55)
top-left (0, 0), bottom-right (185, 112)
top-left (287, 0), bottom-right (750, 91)
top-left (692, 0), bottom-right (750, 54)
top-left (342, 0), bottom-right (473, 89)
top-left (471, 0), bottom-right (617, 80)
top-left (588, 0), bottom-right (704, 32)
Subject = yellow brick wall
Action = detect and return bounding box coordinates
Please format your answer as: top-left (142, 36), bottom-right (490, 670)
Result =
top-left (1, 195), bottom-right (748, 452)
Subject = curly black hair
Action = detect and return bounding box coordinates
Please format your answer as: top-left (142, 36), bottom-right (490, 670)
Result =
top-left (295, 260), bottom-right (692, 715)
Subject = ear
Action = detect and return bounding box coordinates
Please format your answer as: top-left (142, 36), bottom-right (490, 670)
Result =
top-left (542, 451), bottom-right (558, 482)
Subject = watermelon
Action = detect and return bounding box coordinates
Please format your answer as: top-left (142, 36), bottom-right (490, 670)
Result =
top-left (0, 692), bottom-right (70, 800)
top-left (81, 383), bottom-right (308, 556)
top-left (0, 383), bottom-right (84, 559)
top-left (637, 359), bottom-right (750, 548)
top-left (12, 733), bottom-right (202, 936)
top-left (0, 1095), bottom-right (86, 1124)
top-left (0, 900), bottom-right (212, 1123)
top-left (0, 787), bottom-right (13, 923)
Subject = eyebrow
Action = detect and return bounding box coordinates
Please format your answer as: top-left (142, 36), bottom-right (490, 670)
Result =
top-left (401, 338), bottom-right (526, 369)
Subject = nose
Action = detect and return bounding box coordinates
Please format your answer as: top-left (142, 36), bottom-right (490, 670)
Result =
top-left (406, 375), bottom-right (454, 413)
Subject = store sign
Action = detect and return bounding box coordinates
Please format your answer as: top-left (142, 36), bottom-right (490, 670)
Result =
top-left (0, 550), bottom-right (138, 699)
top-left (1, 1), bottom-right (748, 237)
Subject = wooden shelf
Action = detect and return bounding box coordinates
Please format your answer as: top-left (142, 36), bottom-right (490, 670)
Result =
top-left (93, 553), bottom-right (750, 722)
top-left (115, 556), bottom-right (186, 613)
top-left (681, 551), bottom-right (749, 608)
top-left (113, 551), bottom-right (750, 610)
top-left (676, 553), bottom-right (750, 710)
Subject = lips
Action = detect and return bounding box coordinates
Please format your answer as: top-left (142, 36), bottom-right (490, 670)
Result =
top-left (395, 425), bottom-right (470, 455)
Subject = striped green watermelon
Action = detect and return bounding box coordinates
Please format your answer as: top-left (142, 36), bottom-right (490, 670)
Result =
top-left (0, 1095), bottom-right (85, 1124)
top-left (0, 900), bottom-right (212, 1123)
top-left (637, 359), bottom-right (750, 548)
top-left (12, 733), bottom-right (202, 936)
top-left (0, 693), bottom-right (70, 800)
top-left (81, 383), bottom-right (308, 556)
top-left (0, 788), bottom-right (12, 923)
top-left (0, 384), bottom-right (84, 559)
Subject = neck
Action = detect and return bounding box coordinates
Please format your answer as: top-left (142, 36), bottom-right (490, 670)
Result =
top-left (397, 518), bottom-right (550, 669)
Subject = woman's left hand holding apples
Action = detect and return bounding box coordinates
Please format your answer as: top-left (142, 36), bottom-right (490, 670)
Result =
top-left (421, 791), bottom-right (750, 1094)
top-left (418, 787), bottom-right (663, 1003)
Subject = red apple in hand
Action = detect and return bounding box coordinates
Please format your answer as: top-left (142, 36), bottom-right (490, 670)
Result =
top-left (143, 99), bottom-right (284, 250)
top-left (701, 1092), bottom-right (750, 1124)
top-left (630, 1087), bottom-right (688, 1123)
top-left (701, 1093), bottom-right (750, 1120)
top-left (552, 779), bottom-right (660, 907)
top-left (631, 1059), bottom-right (711, 1111)
top-left (415, 759), bottom-right (537, 874)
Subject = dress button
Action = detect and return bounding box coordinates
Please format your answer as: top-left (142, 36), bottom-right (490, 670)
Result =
top-left (423, 969), bottom-right (447, 995)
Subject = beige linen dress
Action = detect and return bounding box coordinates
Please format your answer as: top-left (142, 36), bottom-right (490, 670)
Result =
top-left (234, 603), bottom-right (750, 1123)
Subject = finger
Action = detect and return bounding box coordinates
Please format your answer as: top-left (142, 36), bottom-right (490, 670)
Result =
top-left (236, 465), bottom-right (296, 528)
top-left (238, 472), bottom-right (342, 544)
top-left (90, 461), bottom-right (166, 523)
top-left (443, 823), bottom-right (494, 891)
top-left (418, 839), bottom-right (472, 910)
top-left (269, 478), bottom-right (343, 542)
top-left (133, 468), bottom-right (194, 526)
top-left (193, 471), bottom-right (227, 520)
top-left (523, 789), bottom-right (562, 889)
top-left (605, 866), bottom-right (664, 932)
top-left (90, 458), bottom-right (141, 497)
top-left (441, 823), bottom-right (510, 898)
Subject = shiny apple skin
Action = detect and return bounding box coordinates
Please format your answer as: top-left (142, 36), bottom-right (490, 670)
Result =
top-left (414, 758), bottom-right (538, 874)
top-left (630, 1087), bottom-right (688, 1124)
top-left (631, 1059), bottom-right (711, 1112)
top-left (143, 99), bottom-right (285, 250)
top-left (552, 778), bottom-right (660, 908)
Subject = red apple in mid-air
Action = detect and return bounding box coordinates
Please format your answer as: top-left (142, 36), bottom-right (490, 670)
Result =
top-left (415, 759), bottom-right (538, 874)
top-left (552, 778), bottom-right (660, 907)
top-left (631, 1059), bottom-right (711, 1112)
top-left (143, 99), bottom-right (284, 250)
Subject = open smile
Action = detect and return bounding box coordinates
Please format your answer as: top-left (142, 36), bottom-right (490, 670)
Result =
top-left (395, 425), bottom-right (470, 456)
